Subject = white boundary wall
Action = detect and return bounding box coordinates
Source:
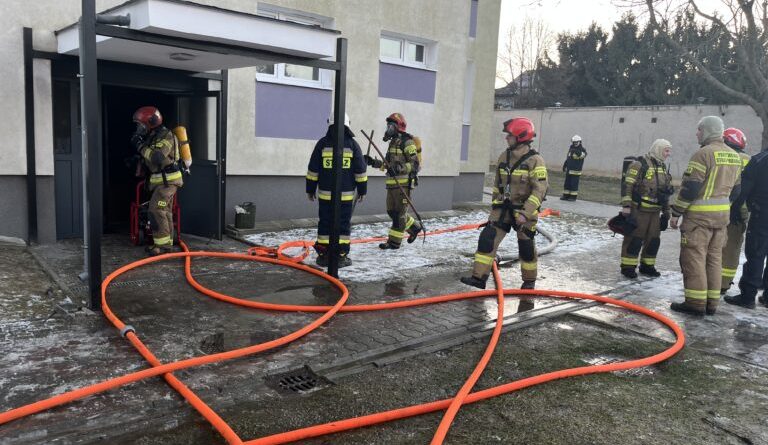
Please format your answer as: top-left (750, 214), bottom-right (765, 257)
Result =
top-left (493, 105), bottom-right (764, 178)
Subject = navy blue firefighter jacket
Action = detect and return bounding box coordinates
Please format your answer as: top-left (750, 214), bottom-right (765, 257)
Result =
top-left (306, 125), bottom-right (368, 202)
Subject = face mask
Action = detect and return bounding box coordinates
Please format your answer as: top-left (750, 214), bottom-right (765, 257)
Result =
top-left (383, 122), bottom-right (398, 141)
top-left (134, 122), bottom-right (149, 136)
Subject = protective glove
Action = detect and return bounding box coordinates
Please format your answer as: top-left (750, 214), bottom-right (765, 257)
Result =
top-left (730, 204), bottom-right (743, 225)
top-left (130, 133), bottom-right (144, 151)
top-left (670, 215), bottom-right (680, 230)
top-left (386, 162), bottom-right (404, 177)
top-left (364, 154), bottom-right (383, 168)
top-left (659, 213), bottom-right (670, 231)
top-left (562, 161), bottom-right (567, 173)
top-left (620, 206), bottom-right (631, 216)
top-left (307, 192), bottom-right (316, 202)
top-left (356, 194), bottom-right (365, 204)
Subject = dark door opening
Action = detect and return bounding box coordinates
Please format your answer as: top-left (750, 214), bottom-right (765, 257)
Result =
top-left (102, 85), bottom-right (176, 234)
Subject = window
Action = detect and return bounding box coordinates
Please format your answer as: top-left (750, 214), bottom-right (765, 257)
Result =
top-left (255, 8), bottom-right (331, 87)
top-left (380, 33), bottom-right (432, 69)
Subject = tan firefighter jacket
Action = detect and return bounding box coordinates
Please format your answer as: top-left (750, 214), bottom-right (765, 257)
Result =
top-left (491, 144), bottom-right (548, 221)
top-left (671, 139), bottom-right (741, 228)
top-left (621, 155), bottom-right (673, 213)
top-left (384, 134), bottom-right (419, 189)
top-left (140, 127), bottom-right (183, 189)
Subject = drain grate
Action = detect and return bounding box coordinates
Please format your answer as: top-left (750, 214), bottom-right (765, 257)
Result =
top-left (264, 366), bottom-right (332, 396)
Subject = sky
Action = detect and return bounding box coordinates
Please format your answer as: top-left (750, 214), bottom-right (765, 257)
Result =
top-left (496, 0), bottom-right (733, 86)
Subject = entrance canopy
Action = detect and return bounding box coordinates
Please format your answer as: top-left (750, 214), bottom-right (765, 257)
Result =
top-left (56, 0), bottom-right (339, 72)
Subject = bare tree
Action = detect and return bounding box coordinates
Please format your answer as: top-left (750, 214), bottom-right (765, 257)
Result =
top-left (497, 18), bottom-right (556, 94)
top-left (617, 0), bottom-right (768, 147)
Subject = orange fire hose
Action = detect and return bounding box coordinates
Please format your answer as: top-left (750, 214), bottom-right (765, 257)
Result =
top-left (0, 218), bottom-right (685, 445)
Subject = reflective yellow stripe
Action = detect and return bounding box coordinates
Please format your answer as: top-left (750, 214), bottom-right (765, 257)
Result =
top-left (621, 257), bottom-right (639, 266)
top-left (389, 229), bottom-right (404, 239)
top-left (713, 151), bottom-right (741, 166)
top-left (153, 235), bottom-right (172, 246)
top-left (625, 178), bottom-right (636, 184)
top-left (474, 253), bottom-right (494, 265)
top-left (684, 289), bottom-right (707, 300)
top-left (688, 204), bottom-right (730, 212)
top-left (641, 257), bottom-right (656, 265)
top-left (404, 216), bottom-right (414, 230)
top-left (157, 200), bottom-right (167, 208)
top-left (149, 170), bottom-right (182, 184)
top-left (527, 195), bottom-right (541, 207)
top-left (707, 289), bottom-right (721, 299)
top-left (521, 261), bottom-right (537, 271)
top-left (721, 268), bottom-right (737, 278)
top-left (385, 178), bottom-right (410, 185)
top-left (355, 174), bottom-right (368, 182)
top-left (306, 173), bottom-right (319, 181)
top-left (686, 161), bottom-right (707, 174)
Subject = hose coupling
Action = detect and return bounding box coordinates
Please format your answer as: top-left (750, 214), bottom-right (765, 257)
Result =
top-left (120, 325), bottom-right (136, 337)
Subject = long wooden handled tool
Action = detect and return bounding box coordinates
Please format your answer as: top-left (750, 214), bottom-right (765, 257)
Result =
top-left (360, 129), bottom-right (426, 243)
top-left (352, 130), bottom-right (374, 214)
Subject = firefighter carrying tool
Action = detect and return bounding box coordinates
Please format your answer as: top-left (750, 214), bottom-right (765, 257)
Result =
top-left (362, 113), bottom-right (425, 249)
top-left (669, 116), bottom-right (741, 316)
top-left (460, 117), bottom-right (548, 290)
top-left (131, 106), bottom-right (183, 256)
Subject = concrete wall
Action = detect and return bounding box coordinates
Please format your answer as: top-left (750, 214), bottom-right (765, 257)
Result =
top-left (225, 175), bottom-right (456, 224)
top-left (494, 105), bottom-right (765, 178)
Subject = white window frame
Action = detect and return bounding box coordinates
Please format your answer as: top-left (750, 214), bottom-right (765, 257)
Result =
top-left (379, 32), bottom-right (436, 70)
top-left (255, 7), bottom-right (333, 89)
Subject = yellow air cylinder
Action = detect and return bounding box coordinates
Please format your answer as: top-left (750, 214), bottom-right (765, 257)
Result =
top-left (172, 126), bottom-right (192, 170)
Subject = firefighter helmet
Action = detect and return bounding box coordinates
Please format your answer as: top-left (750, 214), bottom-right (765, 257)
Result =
top-left (133, 106), bottom-right (163, 129)
top-left (607, 212), bottom-right (638, 236)
top-left (572, 134), bottom-right (582, 142)
top-left (386, 113), bottom-right (407, 132)
top-left (502, 117), bottom-right (535, 143)
top-left (723, 127), bottom-right (746, 151)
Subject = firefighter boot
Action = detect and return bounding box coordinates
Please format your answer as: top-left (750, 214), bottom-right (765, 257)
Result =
top-left (758, 294), bottom-right (768, 308)
top-left (145, 245), bottom-right (171, 256)
top-left (639, 264), bottom-right (661, 277)
top-left (315, 253), bottom-right (329, 267)
top-left (521, 280), bottom-right (536, 290)
top-left (460, 275), bottom-right (488, 290)
top-left (379, 242), bottom-right (400, 250)
top-left (406, 226), bottom-right (423, 244)
top-left (670, 302), bottom-right (705, 317)
top-left (338, 255), bottom-right (352, 268)
top-left (621, 267), bottom-right (638, 279)
top-left (723, 294), bottom-right (756, 309)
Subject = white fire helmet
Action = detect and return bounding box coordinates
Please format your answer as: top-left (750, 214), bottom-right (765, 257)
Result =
top-left (327, 112), bottom-right (351, 127)
top-left (571, 135), bottom-right (582, 142)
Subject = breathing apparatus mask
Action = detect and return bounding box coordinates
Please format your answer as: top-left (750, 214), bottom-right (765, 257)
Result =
top-left (134, 121), bottom-right (149, 137)
top-left (383, 122), bottom-right (398, 142)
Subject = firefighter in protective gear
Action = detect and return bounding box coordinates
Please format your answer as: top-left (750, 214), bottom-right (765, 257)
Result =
top-left (460, 117), bottom-right (548, 290)
top-left (618, 139), bottom-right (674, 278)
top-left (561, 135), bottom-right (587, 201)
top-left (364, 113), bottom-right (422, 249)
top-left (132, 106), bottom-right (183, 256)
top-left (669, 116), bottom-right (741, 316)
top-left (719, 128), bottom-right (750, 293)
top-left (306, 113), bottom-right (367, 268)
top-left (724, 146), bottom-right (768, 309)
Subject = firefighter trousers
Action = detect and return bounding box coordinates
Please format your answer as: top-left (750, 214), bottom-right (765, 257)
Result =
top-left (148, 184), bottom-right (178, 248)
top-left (386, 187), bottom-right (421, 247)
top-left (679, 219), bottom-right (727, 312)
top-left (563, 171), bottom-right (581, 198)
top-left (316, 200), bottom-right (352, 257)
top-left (737, 216), bottom-right (768, 300)
top-left (620, 209), bottom-right (661, 269)
top-left (720, 221), bottom-right (747, 290)
top-left (471, 207), bottom-right (537, 282)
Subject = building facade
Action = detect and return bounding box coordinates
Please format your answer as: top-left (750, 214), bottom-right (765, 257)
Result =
top-left (2, 0), bottom-right (500, 243)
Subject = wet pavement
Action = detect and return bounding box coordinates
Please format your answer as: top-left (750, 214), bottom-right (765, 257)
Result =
top-left (0, 202), bottom-right (767, 444)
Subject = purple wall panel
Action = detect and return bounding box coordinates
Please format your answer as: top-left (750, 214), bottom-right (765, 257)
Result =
top-left (461, 124), bottom-right (471, 161)
top-left (378, 62), bottom-right (436, 104)
top-left (469, 0), bottom-right (478, 38)
top-left (255, 81), bottom-right (332, 140)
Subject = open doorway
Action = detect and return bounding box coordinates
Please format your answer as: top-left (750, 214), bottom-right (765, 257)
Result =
top-left (102, 85), bottom-right (176, 234)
